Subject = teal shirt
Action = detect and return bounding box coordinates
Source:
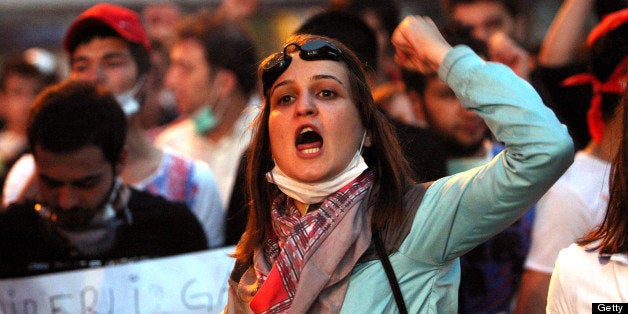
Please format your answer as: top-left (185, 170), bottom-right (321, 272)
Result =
top-left (340, 46), bottom-right (574, 313)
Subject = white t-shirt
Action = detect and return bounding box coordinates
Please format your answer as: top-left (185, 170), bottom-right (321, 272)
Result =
top-left (155, 102), bottom-right (259, 208)
top-left (524, 151), bottom-right (611, 273)
top-left (547, 243), bottom-right (628, 313)
top-left (0, 130), bottom-right (27, 165)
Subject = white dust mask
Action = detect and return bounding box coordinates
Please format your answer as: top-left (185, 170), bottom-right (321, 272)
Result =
top-left (114, 80), bottom-right (143, 117)
top-left (266, 131), bottom-right (368, 204)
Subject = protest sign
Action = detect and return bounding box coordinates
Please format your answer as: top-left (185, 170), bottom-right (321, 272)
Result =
top-left (0, 246), bottom-right (236, 314)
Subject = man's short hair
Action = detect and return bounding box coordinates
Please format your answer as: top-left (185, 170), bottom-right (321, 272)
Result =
top-left (28, 80), bottom-right (128, 166)
top-left (296, 10), bottom-right (379, 73)
top-left (175, 12), bottom-right (258, 96)
top-left (328, 0), bottom-right (401, 39)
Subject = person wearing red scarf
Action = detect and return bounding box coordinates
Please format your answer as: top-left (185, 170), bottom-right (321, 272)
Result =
top-left (517, 8), bottom-right (627, 314)
top-left (225, 16), bottom-right (573, 313)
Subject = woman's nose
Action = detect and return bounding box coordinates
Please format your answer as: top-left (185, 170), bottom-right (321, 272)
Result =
top-left (295, 94), bottom-right (317, 117)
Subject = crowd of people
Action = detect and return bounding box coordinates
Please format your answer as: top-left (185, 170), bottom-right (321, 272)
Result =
top-left (0, 0), bottom-right (625, 313)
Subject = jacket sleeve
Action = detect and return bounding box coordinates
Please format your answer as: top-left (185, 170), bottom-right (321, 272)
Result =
top-left (401, 46), bottom-right (574, 264)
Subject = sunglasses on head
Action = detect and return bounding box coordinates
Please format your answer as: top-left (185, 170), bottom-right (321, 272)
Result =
top-left (261, 39), bottom-right (361, 95)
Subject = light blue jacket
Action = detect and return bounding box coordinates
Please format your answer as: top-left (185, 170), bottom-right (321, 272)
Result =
top-left (340, 46), bottom-right (574, 313)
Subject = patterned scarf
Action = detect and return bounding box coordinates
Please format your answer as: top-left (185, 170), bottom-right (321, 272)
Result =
top-left (249, 171), bottom-right (374, 313)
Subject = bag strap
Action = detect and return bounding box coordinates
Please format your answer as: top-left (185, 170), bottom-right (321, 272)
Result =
top-left (373, 228), bottom-right (408, 314)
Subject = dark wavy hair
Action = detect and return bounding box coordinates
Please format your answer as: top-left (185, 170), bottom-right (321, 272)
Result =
top-left (232, 34), bottom-right (413, 262)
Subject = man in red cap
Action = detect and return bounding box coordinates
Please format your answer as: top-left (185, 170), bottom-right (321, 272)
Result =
top-left (2, 3), bottom-right (226, 248)
top-left (63, 2), bottom-right (152, 115)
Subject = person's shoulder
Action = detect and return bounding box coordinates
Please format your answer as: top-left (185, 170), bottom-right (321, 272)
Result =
top-left (547, 152), bottom-right (609, 196)
top-left (127, 188), bottom-right (203, 226)
top-left (9, 152), bottom-right (34, 168)
top-left (161, 147), bottom-right (209, 170)
top-left (125, 187), bottom-right (208, 247)
top-left (160, 148), bottom-right (217, 182)
top-left (0, 202), bottom-right (43, 238)
top-left (573, 151), bottom-right (611, 171)
top-left (127, 188), bottom-right (190, 215)
top-left (2, 153), bottom-right (35, 201)
top-left (1, 201), bottom-right (39, 219)
top-left (154, 118), bottom-right (195, 144)
top-left (555, 243), bottom-right (600, 273)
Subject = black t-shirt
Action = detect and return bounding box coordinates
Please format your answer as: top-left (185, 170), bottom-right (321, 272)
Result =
top-left (0, 188), bottom-right (208, 279)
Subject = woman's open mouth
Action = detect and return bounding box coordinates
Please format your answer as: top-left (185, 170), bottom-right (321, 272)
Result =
top-left (296, 127), bottom-right (323, 156)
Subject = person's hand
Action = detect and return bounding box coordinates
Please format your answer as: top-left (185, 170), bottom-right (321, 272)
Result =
top-left (391, 16), bottom-right (453, 75)
top-left (487, 32), bottom-right (531, 80)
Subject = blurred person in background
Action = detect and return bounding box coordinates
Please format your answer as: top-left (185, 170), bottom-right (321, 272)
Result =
top-left (155, 12), bottom-right (259, 209)
top-left (516, 8), bottom-right (628, 313)
top-left (2, 3), bottom-right (225, 247)
top-left (532, 0), bottom-right (627, 151)
top-left (440, 0), bottom-right (526, 44)
top-left (141, 0), bottom-right (182, 51)
top-left (0, 80), bottom-right (208, 279)
top-left (139, 1), bottom-right (183, 132)
top-left (546, 88), bottom-right (626, 313)
top-left (441, 0), bottom-right (534, 81)
top-left (0, 48), bottom-right (58, 195)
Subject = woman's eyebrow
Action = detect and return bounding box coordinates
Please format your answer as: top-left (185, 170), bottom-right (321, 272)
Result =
top-left (311, 74), bottom-right (345, 86)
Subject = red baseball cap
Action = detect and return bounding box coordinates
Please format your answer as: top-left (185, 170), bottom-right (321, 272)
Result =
top-left (63, 3), bottom-right (151, 54)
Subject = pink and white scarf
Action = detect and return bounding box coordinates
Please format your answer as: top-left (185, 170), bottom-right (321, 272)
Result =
top-left (249, 171), bottom-right (374, 313)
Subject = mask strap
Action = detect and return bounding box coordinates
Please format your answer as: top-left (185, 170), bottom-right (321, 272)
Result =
top-left (358, 130), bottom-right (367, 155)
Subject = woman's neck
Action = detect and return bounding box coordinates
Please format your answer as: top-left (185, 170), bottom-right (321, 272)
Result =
top-left (295, 200), bottom-right (309, 216)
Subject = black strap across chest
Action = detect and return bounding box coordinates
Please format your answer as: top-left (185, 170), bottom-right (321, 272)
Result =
top-left (374, 228), bottom-right (408, 314)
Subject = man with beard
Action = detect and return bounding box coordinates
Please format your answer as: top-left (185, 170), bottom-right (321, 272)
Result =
top-left (0, 80), bottom-right (207, 279)
top-left (402, 27), bottom-right (535, 314)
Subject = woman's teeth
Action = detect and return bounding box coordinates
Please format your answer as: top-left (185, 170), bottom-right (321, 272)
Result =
top-left (301, 147), bottom-right (320, 154)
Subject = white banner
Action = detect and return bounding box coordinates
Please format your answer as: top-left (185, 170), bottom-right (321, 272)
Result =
top-left (0, 246), bottom-right (236, 314)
